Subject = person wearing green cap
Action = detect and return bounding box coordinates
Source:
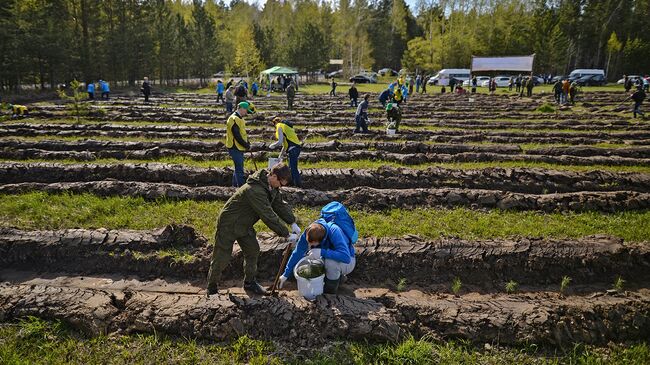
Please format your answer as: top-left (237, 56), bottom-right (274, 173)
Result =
top-left (226, 101), bottom-right (256, 187)
top-left (386, 102), bottom-right (401, 132)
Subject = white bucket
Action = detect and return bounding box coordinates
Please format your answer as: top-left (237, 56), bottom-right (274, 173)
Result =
top-left (293, 257), bottom-right (325, 300)
top-left (386, 128), bottom-right (396, 136)
top-left (268, 157), bottom-right (281, 169)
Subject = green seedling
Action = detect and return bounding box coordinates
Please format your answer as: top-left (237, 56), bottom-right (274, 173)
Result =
top-left (560, 276), bottom-right (572, 294)
top-left (505, 280), bottom-right (518, 294)
top-left (451, 277), bottom-right (462, 295)
top-left (396, 278), bottom-right (407, 292)
top-left (613, 276), bottom-right (625, 292)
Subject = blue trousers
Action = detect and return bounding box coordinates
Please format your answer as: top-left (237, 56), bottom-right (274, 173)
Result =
top-left (354, 113), bottom-right (368, 133)
top-left (287, 146), bottom-right (301, 187)
top-left (226, 102), bottom-right (233, 114)
top-left (228, 148), bottom-right (245, 187)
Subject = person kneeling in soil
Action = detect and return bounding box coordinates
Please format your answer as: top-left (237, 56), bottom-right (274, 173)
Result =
top-left (206, 163), bottom-right (302, 296)
top-left (8, 104), bottom-right (29, 119)
top-left (277, 202), bottom-right (357, 294)
top-left (386, 102), bottom-right (401, 132)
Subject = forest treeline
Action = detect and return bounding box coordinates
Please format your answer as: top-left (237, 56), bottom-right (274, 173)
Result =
top-left (1, 0), bottom-right (649, 91)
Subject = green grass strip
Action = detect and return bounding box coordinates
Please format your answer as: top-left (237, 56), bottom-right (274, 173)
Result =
top-left (3, 157), bottom-right (650, 173)
top-left (1, 317), bottom-right (648, 364)
top-left (1, 192), bottom-right (648, 242)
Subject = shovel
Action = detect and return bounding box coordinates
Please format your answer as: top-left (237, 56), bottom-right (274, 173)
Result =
top-left (268, 241), bottom-right (293, 296)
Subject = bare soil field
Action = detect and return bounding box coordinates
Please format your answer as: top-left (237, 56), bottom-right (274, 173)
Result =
top-left (1, 89), bottom-right (648, 355)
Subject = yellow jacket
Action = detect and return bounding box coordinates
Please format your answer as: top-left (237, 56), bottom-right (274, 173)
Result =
top-left (225, 112), bottom-right (248, 151)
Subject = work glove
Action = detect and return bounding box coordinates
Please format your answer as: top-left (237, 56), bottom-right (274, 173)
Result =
top-left (291, 223), bottom-right (301, 235)
top-left (287, 233), bottom-right (299, 243)
top-left (307, 248), bottom-right (321, 259)
top-left (278, 275), bottom-right (288, 289)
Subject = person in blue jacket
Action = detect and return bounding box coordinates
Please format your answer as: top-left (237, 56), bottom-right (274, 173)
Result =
top-left (99, 79), bottom-right (110, 99)
top-left (378, 88), bottom-right (391, 108)
top-left (251, 82), bottom-right (259, 97)
top-left (87, 81), bottom-right (95, 100)
top-left (278, 218), bottom-right (355, 294)
top-left (216, 80), bottom-right (224, 103)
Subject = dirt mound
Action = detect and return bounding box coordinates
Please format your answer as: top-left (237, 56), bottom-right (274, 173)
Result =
top-left (3, 163), bottom-right (649, 194)
top-left (3, 181), bottom-right (648, 212)
top-left (2, 226), bottom-right (649, 287)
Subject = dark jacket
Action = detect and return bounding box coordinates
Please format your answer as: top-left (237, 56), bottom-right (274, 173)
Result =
top-left (234, 85), bottom-right (247, 97)
top-left (632, 90), bottom-right (646, 103)
top-left (349, 86), bottom-right (358, 99)
top-left (216, 169), bottom-right (295, 238)
top-left (287, 84), bottom-right (296, 98)
top-left (142, 81), bottom-right (151, 95)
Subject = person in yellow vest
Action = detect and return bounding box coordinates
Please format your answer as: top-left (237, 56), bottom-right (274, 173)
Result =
top-left (8, 104), bottom-right (29, 119)
top-left (226, 101), bottom-right (256, 187)
top-left (269, 117), bottom-right (302, 187)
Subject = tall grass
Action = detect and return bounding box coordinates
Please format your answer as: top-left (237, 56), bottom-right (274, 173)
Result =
top-left (1, 318), bottom-right (648, 364)
top-left (1, 192), bottom-right (648, 242)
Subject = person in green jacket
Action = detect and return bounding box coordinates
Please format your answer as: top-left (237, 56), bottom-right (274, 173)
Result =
top-left (206, 163), bottom-right (302, 296)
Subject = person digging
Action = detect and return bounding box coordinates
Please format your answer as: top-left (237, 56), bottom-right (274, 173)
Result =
top-left (277, 202), bottom-right (357, 295)
top-left (206, 163), bottom-right (301, 296)
top-left (386, 102), bottom-right (401, 132)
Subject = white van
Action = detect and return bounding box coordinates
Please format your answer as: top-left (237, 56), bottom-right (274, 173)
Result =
top-left (428, 69), bottom-right (471, 86)
top-left (569, 69), bottom-right (605, 80)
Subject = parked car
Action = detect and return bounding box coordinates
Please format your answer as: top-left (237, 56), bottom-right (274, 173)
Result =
top-left (575, 74), bottom-right (606, 86)
top-left (378, 68), bottom-right (397, 76)
top-left (617, 75), bottom-right (643, 84)
top-left (532, 76), bottom-right (545, 86)
top-left (212, 71), bottom-right (225, 78)
top-left (551, 75), bottom-right (567, 83)
top-left (326, 70), bottom-right (343, 79)
top-left (349, 74), bottom-right (376, 83)
top-left (480, 76), bottom-right (511, 88)
top-left (462, 76), bottom-right (490, 86)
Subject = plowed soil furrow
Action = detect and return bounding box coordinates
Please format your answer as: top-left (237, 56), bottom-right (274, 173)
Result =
top-left (3, 163), bottom-right (648, 193)
top-left (5, 126), bottom-right (650, 145)
top-left (4, 139), bottom-right (650, 160)
top-left (2, 227), bottom-right (648, 287)
top-left (3, 148), bottom-right (649, 166)
top-left (2, 181), bottom-right (648, 212)
top-left (0, 281), bottom-right (648, 347)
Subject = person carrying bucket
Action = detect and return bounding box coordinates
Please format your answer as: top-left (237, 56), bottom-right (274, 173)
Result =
top-left (206, 163), bottom-right (302, 296)
top-left (277, 201), bottom-right (357, 295)
top-left (226, 101), bottom-right (256, 187)
top-left (269, 117), bottom-right (302, 187)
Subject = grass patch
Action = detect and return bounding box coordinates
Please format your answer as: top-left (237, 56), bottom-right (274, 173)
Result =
top-left (535, 103), bottom-right (556, 113)
top-left (4, 157), bottom-right (650, 173)
top-left (1, 318), bottom-right (648, 364)
top-left (1, 192), bottom-right (649, 243)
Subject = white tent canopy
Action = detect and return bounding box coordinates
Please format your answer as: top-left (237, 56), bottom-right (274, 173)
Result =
top-left (471, 55), bottom-right (535, 72)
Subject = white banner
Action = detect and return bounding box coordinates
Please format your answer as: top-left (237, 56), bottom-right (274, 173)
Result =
top-left (471, 55), bottom-right (535, 72)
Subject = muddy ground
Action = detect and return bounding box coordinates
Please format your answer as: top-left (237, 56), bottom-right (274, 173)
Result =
top-left (1, 89), bottom-right (649, 351)
top-left (1, 226), bottom-right (649, 348)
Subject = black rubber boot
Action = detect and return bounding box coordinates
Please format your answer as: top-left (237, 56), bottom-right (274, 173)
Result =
top-left (324, 278), bottom-right (340, 294)
top-left (244, 281), bottom-right (267, 295)
top-left (206, 284), bottom-right (218, 297)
